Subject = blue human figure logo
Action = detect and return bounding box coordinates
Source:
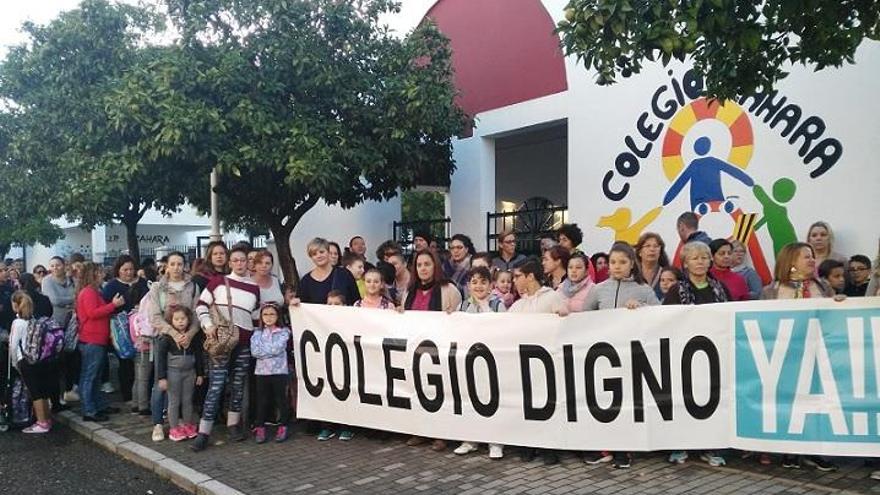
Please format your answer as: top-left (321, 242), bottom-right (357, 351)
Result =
top-left (663, 136), bottom-right (754, 210)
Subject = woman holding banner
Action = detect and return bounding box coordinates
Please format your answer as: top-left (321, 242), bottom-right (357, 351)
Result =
top-left (760, 242), bottom-right (839, 472)
top-left (663, 241), bottom-right (729, 467)
top-left (403, 249), bottom-right (461, 451)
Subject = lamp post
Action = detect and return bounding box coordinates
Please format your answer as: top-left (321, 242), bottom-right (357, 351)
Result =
top-left (210, 168), bottom-right (221, 242)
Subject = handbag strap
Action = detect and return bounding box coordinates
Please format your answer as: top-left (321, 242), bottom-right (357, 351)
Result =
top-left (223, 277), bottom-right (234, 326)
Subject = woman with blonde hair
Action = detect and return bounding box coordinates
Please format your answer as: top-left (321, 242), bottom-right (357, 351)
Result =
top-left (760, 241), bottom-right (839, 471)
top-left (805, 221), bottom-right (847, 268)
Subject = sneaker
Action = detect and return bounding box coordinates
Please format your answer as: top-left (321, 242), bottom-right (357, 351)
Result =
top-left (101, 382), bottom-right (115, 394)
top-left (275, 426), bottom-right (289, 443)
top-left (803, 456), bottom-right (837, 472)
top-left (317, 429), bottom-right (336, 441)
top-left (584, 451), bottom-right (613, 465)
top-left (700, 452), bottom-right (726, 467)
top-left (782, 455), bottom-right (802, 469)
top-left (23, 422), bottom-right (51, 434)
top-left (338, 430), bottom-right (354, 441)
top-left (488, 444), bottom-right (504, 460)
top-left (254, 426), bottom-right (267, 444)
top-left (191, 433), bottom-right (209, 452)
top-left (612, 452), bottom-right (631, 469)
top-left (227, 424), bottom-right (245, 442)
top-left (63, 389), bottom-right (81, 402)
top-left (169, 426), bottom-right (187, 442)
top-left (871, 470), bottom-right (880, 481)
top-left (151, 424), bottom-right (164, 442)
top-left (454, 442), bottom-right (478, 455)
top-left (185, 424), bottom-right (198, 439)
top-left (668, 451), bottom-right (689, 464)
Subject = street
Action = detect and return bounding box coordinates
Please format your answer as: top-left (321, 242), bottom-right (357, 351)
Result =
top-left (0, 422), bottom-right (186, 495)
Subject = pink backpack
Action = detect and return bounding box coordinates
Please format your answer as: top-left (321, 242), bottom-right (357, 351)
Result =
top-left (129, 290), bottom-right (164, 352)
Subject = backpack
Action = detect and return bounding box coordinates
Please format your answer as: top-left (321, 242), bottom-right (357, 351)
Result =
top-left (129, 291), bottom-right (165, 352)
top-left (110, 311), bottom-right (136, 359)
top-left (63, 311), bottom-right (79, 352)
top-left (19, 317), bottom-right (64, 364)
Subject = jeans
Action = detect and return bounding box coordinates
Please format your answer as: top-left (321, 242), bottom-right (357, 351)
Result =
top-left (199, 345), bottom-right (251, 435)
top-left (79, 343), bottom-right (108, 417)
top-left (150, 351), bottom-right (167, 426)
top-left (133, 350), bottom-right (152, 411)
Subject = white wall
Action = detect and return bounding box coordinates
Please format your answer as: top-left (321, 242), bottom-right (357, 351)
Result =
top-left (287, 198), bottom-right (401, 278)
top-left (444, 0), bottom-right (879, 265)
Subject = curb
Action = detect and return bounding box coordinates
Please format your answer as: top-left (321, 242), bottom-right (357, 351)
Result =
top-left (55, 411), bottom-right (245, 495)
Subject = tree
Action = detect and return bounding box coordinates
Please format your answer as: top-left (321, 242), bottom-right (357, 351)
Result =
top-left (556, 0), bottom-right (880, 100)
top-left (0, 114), bottom-right (63, 259)
top-left (0, 0), bottom-right (208, 265)
top-left (134, 0), bottom-right (468, 285)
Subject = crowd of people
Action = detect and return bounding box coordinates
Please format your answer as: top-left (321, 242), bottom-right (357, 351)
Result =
top-left (1, 214), bottom-right (878, 478)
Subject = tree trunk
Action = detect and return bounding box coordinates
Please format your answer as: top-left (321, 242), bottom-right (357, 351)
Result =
top-left (124, 216), bottom-right (140, 266)
top-left (271, 223), bottom-right (299, 291)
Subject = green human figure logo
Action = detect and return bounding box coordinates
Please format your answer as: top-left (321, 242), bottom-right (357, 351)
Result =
top-left (752, 178), bottom-right (798, 257)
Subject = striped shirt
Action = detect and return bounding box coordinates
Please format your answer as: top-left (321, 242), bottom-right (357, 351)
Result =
top-left (196, 274), bottom-right (260, 345)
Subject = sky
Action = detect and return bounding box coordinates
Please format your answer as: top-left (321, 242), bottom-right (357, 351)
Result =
top-left (0, 0), bottom-right (439, 57)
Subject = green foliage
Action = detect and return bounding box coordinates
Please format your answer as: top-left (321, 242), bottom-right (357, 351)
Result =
top-left (557, 0), bottom-right (880, 100)
top-left (138, 0), bottom-right (468, 283)
top-left (0, 0), bottom-right (203, 262)
top-left (401, 191), bottom-right (446, 223)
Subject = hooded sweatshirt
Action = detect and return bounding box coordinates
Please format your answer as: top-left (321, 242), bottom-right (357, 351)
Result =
top-left (582, 277), bottom-right (659, 311)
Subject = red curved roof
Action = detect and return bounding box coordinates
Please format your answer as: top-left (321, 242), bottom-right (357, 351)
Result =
top-left (424, 0), bottom-right (568, 135)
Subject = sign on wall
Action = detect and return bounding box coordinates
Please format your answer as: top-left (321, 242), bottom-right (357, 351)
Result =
top-left (588, 67), bottom-right (855, 279)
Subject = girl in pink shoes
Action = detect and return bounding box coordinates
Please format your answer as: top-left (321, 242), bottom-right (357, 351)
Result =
top-left (250, 303), bottom-right (292, 443)
top-left (353, 269), bottom-right (396, 310)
top-left (156, 306), bottom-right (204, 442)
top-left (9, 292), bottom-right (55, 434)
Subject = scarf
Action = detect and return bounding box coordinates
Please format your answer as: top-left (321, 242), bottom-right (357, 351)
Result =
top-left (558, 277), bottom-right (594, 299)
top-left (404, 280), bottom-right (443, 311)
top-left (677, 272), bottom-right (728, 305)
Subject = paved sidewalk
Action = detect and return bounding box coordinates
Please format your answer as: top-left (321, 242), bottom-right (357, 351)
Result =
top-left (65, 404), bottom-right (879, 495)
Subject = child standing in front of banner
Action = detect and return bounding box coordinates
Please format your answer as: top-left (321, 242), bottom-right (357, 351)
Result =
top-left (353, 269), bottom-right (396, 310)
top-left (250, 303), bottom-right (292, 443)
top-left (582, 242), bottom-right (659, 469)
top-left (453, 266), bottom-right (507, 459)
top-left (508, 257), bottom-right (569, 465)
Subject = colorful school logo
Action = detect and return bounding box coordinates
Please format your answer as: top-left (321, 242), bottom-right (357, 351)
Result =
top-left (597, 69), bottom-right (843, 283)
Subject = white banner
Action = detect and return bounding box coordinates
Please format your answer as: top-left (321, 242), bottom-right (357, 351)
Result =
top-left (291, 298), bottom-right (880, 456)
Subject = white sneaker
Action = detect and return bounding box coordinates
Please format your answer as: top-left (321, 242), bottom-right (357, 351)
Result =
top-left (488, 444), bottom-right (504, 459)
top-left (152, 424), bottom-right (164, 442)
top-left (101, 382), bottom-right (115, 394)
top-left (453, 442), bottom-right (478, 455)
top-left (63, 389), bottom-right (80, 402)
top-left (871, 470), bottom-right (880, 481)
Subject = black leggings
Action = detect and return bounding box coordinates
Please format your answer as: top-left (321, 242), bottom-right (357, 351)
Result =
top-left (255, 375), bottom-right (290, 427)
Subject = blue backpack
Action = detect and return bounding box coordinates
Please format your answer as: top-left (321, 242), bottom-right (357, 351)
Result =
top-left (110, 311), bottom-right (136, 359)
